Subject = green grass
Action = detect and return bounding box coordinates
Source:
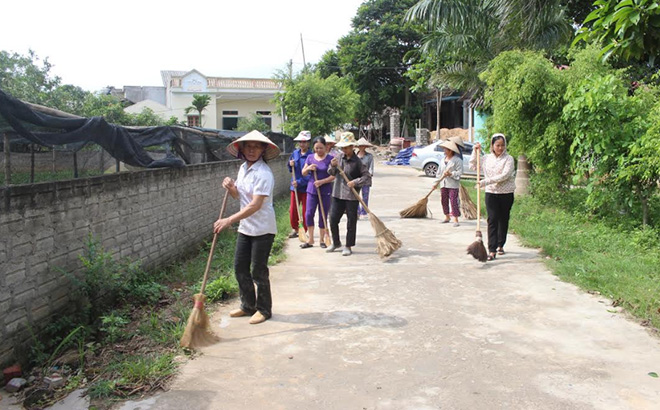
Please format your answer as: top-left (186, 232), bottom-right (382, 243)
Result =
top-left (461, 182), bottom-right (660, 330)
top-left (510, 195), bottom-right (660, 330)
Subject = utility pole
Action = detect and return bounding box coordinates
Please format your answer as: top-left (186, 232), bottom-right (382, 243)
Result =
top-left (300, 33), bottom-right (307, 68)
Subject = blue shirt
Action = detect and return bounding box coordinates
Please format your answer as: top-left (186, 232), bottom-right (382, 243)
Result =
top-left (287, 148), bottom-right (311, 192)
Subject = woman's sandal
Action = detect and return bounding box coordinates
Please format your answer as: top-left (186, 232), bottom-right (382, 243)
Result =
top-left (497, 248), bottom-right (505, 255)
top-left (320, 243), bottom-right (327, 249)
top-left (300, 243), bottom-right (314, 249)
top-left (487, 253), bottom-right (496, 261)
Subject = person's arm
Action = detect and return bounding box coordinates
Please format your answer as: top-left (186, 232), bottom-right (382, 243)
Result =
top-left (469, 144), bottom-right (482, 171)
top-left (328, 154), bottom-right (339, 176)
top-left (296, 157), bottom-right (311, 186)
top-left (368, 154), bottom-right (374, 176)
top-left (350, 159), bottom-right (370, 188)
top-left (222, 177), bottom-right (239, 199)
top-left (213, 195), bottom-right (267, 233)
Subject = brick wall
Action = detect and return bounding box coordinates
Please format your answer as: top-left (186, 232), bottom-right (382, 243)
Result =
top-left (0, 156), bottom-right (289, 366)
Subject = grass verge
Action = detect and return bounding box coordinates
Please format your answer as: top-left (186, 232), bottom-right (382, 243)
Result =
top-left (462, 181), bottom-right (660, 331)
top-left (509, 195), bottom-right (660, 331)
top-left (18, 196), bottom-right (291, 410)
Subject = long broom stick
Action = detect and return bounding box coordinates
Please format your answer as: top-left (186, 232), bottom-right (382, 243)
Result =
top-left (313, 169), bottom-right (332, 247)
top-left (180, 190), bottom-right (229, 349)
top-left (399, 176), bottom-right (446, 218)
top-left (290, 169), bottom-right (308, 243)
top-left (337, 167), bottom-right (402, 257)
top-left (467, 150), bottom-right (488, 262)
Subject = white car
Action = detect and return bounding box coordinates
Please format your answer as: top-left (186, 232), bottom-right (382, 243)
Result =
top-left (409, 141), bottom-right (477, 177)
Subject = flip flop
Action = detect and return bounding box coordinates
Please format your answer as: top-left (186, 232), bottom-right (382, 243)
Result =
top-left (300, 243), bottom-right (314, 249)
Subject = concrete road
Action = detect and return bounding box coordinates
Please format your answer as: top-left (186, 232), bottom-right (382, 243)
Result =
top-left (120, 163), bottom-right (660, 410)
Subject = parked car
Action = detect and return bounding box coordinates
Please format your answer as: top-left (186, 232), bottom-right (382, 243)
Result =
top-left (409, 140), bottom-right (477, 177)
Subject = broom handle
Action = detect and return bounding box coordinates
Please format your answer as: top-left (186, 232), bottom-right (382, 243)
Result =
top-left (424, 175), bottom-right (447, 200)
top-left (313, 169), bottom-right (330, 229)
top-left (200, 189), bottom-right (229, 294)
top-left (337, 167), bottom-right (371, 212)
top-left (290, 169), bottom-right (304, 226)
top-left (476, 148), bottom-right (482, 232)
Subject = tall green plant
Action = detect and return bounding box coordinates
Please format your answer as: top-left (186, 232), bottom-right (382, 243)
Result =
top-left (184, 94), bottom-right (212, 127)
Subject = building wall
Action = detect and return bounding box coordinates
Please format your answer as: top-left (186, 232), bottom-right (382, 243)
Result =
top-left (0, 156), bottom-right (289, 366)
top-left (123, 86), bottom-right (166, 105)
top-left (168, 93), bottom-right (218, 128)
top-left (123, 99), bottom-right (172, 120)
top-left (216, 99), bottom-right (282, 132)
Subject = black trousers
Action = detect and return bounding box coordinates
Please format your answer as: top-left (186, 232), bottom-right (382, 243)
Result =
top-left (485, 192), bottom-right (515, 253)
top-left (234, 232), bottom-right (275, 318)
top-left (329, 197), bottom-right (359, 247)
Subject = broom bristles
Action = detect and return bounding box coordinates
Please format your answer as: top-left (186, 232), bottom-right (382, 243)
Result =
top-left (466, 231), bottom-right (488, 262)
top-left (459, 185), bottom-right (477, 220)
top-left (369, 212), bottom-right (402, 257)
top-left (399, 197), bottom-right (429, 218)
top-left (180, 293), bottom-right (220, 349)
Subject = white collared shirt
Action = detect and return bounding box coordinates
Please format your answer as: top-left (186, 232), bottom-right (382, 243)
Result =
top-left (235, 158), bottom-right (277, 236)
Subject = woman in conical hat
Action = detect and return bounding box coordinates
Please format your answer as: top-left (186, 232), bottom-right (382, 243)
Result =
top-left (356, 137), bottom-right (374, 219)
top-left (326, 132), bottom-right (371, 256)
top-left (437, 139), bottom-right (463, 227)
top-left (215, 130), bottom-right (280, 324)
top-left (287, 131), bottom-right (312, 238)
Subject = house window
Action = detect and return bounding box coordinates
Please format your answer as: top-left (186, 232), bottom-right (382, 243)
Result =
top-left (256, 111), bottom-right (272, 130)
top-left (187, 115), bottom-right (200, 127)
top-left (223, 110), bottom-right (238, 115)
top-left (223, 117), bottom-right (240, 130)
top-left (256, 111), bottom-right (271, 116)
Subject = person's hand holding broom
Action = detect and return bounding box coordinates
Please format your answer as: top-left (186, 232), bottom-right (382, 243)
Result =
top-left (467, 143), bottom-right (488, 262)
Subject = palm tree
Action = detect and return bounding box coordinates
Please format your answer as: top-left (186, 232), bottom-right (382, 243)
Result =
top-left (406, 0), bottom-right (572, 94)
top-left (184, 94), bottom-right (212, 127)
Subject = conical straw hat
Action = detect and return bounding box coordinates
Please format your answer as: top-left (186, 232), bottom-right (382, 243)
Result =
top-left (439, 139), bottom-right (460, 154)
top-left (226, 130), bottom-right (281, 161)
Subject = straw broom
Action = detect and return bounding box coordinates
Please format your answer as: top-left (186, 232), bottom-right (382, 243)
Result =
top-left (466, 150), bottom-right (488, 262)
top-left (337, 168), bottom-right (402, 257)
top-left (399, 176), bottom-right (445, 218)
top-left (290, 170), bottom-right (308, 243)
top-left (313, 169), bottom-right (332, 247)
top-left (459, 185), bottom-right (478, 220)
top-left (180, 190), bottom-right (229, 349)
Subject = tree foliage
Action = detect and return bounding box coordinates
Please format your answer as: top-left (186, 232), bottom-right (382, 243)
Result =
top-left (334, 0), bottom-right (425, 122)
top-left (406, 0), bottom-right (572, 94)
top-left (184, 94), bottom-right (212, 127)
top-left (573, 0), bottom-right (660, 65)
top-left (274, 71), bottom-right (358, 136)
top-left (237, 113), bottom-right (271, 133)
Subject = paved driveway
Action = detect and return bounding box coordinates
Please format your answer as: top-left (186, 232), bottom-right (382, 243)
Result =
top-left (120, 163), bottom-right (660, 410)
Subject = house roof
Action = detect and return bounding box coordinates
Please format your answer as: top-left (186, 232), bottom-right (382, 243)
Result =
top-left (160, 70), bottom-right (188, 87)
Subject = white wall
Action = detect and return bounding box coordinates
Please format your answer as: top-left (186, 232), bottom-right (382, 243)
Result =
top-left (215, 99), bottom-right (281, 131)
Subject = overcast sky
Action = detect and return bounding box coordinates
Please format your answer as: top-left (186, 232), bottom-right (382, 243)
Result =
top-left (2, 0), bottom-right (364, 92)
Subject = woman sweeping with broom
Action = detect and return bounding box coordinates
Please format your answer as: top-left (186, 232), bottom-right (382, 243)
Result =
top-left (437, 139), bottom-right (463, 226)
top-left (326, 132), bottom-right (371, 256)
top-left (300, 136), bottom-right (335, 249)
top-left (213, 130), bottom-right (280, 324)
top-left (470, 133), bottom-right (516, 261)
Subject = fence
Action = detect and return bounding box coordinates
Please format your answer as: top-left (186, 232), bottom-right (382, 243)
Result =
top-left (0, 155), bottom-right (289, 366)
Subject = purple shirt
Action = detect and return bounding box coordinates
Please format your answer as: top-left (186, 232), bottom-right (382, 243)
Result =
top-left (305, 154), bottom-right (334, 196)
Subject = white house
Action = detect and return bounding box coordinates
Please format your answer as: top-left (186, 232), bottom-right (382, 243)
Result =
top-left (160, 69), bottom-right (283, 130)
top-left (122, 69), bottom-right (283, 131)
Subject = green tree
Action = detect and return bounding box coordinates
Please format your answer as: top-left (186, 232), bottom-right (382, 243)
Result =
top-left (406, 0), bottom-right (572, 94)
top-left (184, 94), bottom-right (212, 127)
top-left (274, 71), bottom-right (358, 136)
top-left (573, 0), bottom-right (660, 64)
top-left (0, 49), bottom-right (61, 105)
top-left (237, 113), bottom-right (271, 133)
top-left (335, 0), bottom-right (425, 124)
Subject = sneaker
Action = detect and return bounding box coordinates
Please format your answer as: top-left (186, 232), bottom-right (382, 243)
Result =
top-left (229, 308), bottom-right (249, 317)
top-left (342, 247), bottom-right (352, 256)
top-left (249, 311), bottom-right (267, 325)
top-left (326, 244), bottom-right (340, 253)
top-left (453, 222), bottom-right (460, 227)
